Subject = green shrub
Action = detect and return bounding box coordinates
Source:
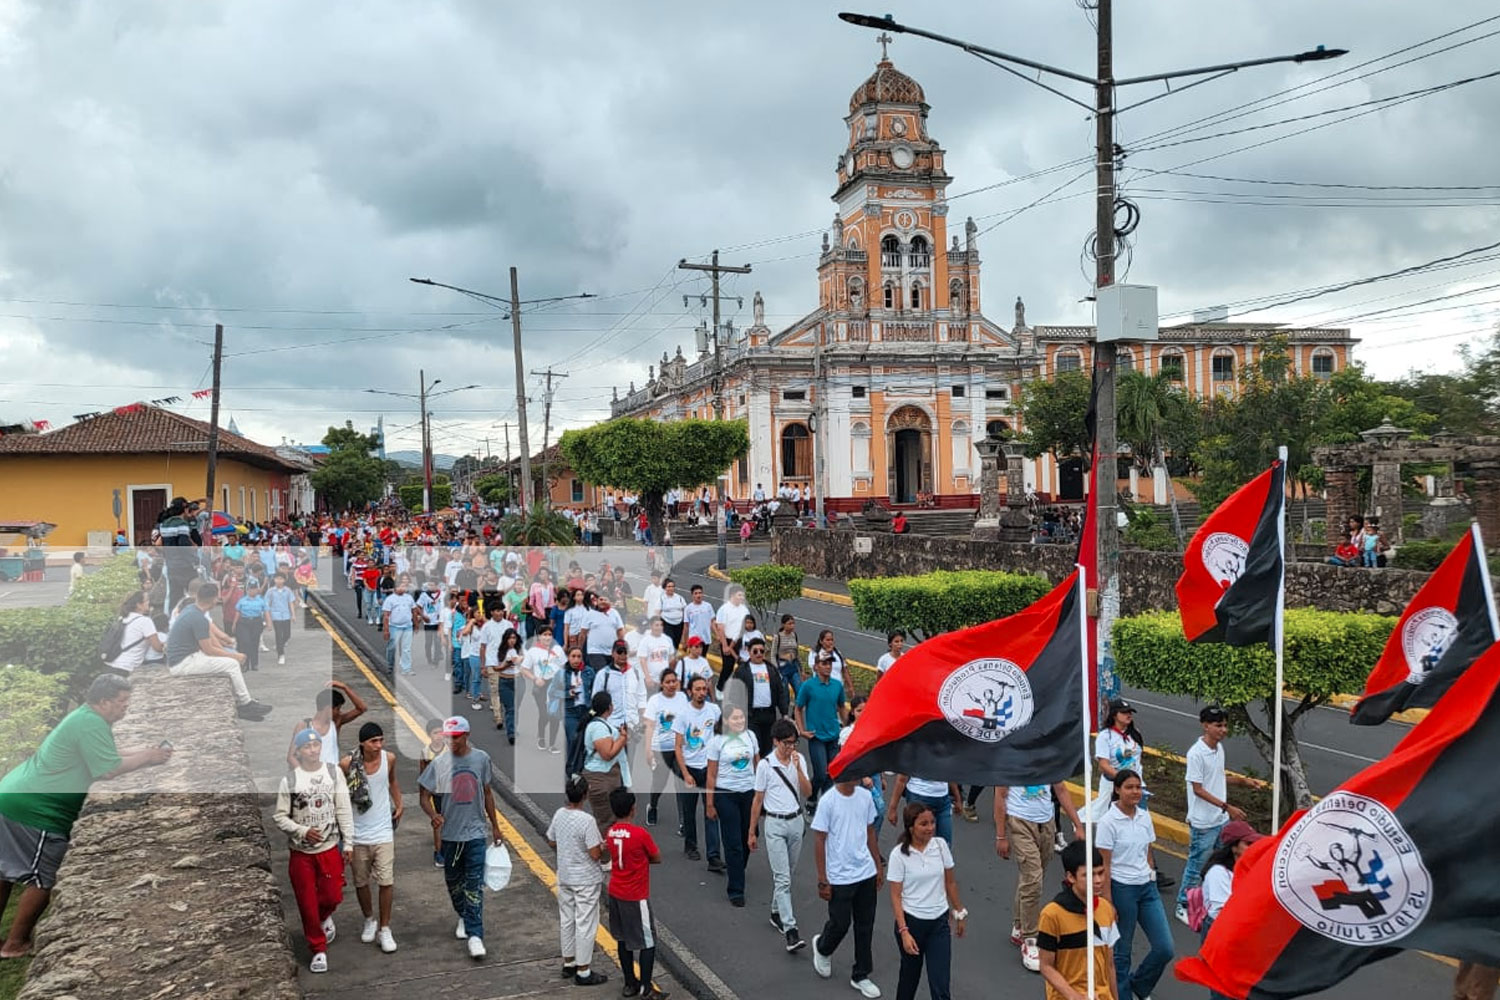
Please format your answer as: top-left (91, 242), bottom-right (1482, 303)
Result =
top-left (398, 482), bottom-right (453, 512)
top-left (1123, 507), bottom-right (1178, 552)
top-left (1391, 539), bottom-right (1451, 571)
top-left (69, 553), bottom-right (144, 606)
top-left (849, 570), bottom-right (1052, 641)
top-left (726, 564), bottom-right (805, 622)
top-left (0, 666), bottom-right (69, 778)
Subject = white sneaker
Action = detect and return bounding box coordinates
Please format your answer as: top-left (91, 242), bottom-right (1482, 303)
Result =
top-left (811, 934), bottom-right (831, 978)
top-left (309, 952), bottom-right (328, 974)
top-left (851, 978), bottom-right (882, 998)
top-left (1009, 924), bottom-right (1023, 946)
top-left (1175, 904), bottom-right (1190, 927)
top-left (377, 927), bottom-right (397, 954)
top-left (471, 701), bottom-right (483, 710)
top-left (322, 916), bottom-right (336, 943)
top-left (455, 917), bottom-right (468, 939)
top-left (467, 935), bottom-right (486, 959)
top-left (259, 642), bottom-right (269, 652)
top-left (1054, 830), bottom-right (1069, 852)
top-left (360, 917), bottom-right (378, 944)
top-left (278, 654), bottom-right (286, 665)
top-left (1021, 937), bottom-right (1041, 973)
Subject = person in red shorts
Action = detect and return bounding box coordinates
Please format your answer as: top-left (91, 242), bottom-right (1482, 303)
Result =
top-left (605, 788), bottom-right (669, 1000)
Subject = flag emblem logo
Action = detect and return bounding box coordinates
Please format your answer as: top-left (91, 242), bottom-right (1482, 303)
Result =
top-left (1400, 607), bottom-right (1458, 684)
top-left (938, 659), bottom-right (1034, 744)
top-left (1201, 532), bottom-right (1250, 589)
top-left (1272, 792), bottom-right (1431, 946)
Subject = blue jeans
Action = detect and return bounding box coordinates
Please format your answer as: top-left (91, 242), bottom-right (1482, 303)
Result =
top-left (565, 703), bottom-right (589, 772)
top-left (895, 910), bottom-right (952, 1000)
top-left (716, 789), bottom-right (753, 901)
top-left (442, 837), bottom-right (487, 939)
top-left (1361, 547), bottom-right (1378, 567)
top-left (1179, 821), bottom-right (1224, 909)
top-left (905, 791), bottom-right (954, 847)
top-left (678, 764), bottom-right (722, 861)
top-left (390, 625), bottom-right (414, 675)
top-left (778, 659), bottom-right (802, 698)
top-left (465, 655), bottom-right (482, 701)
top-left (1111, 879), bottom-right (1175, 1000)
top-left (806, 737), bottom-right (840, 801)
top-left (451, 647), bottom-right (464, 693)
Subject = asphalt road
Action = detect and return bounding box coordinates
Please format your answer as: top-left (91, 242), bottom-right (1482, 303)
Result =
top-left (314, 565), bottom-right (1454, 1000)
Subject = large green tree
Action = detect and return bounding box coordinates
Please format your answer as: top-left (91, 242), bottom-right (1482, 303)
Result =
top-left (560, 418), bottom-right (750, 545)
top-left (310, 421), bottom-right (387, 512)
top-left (1018, 369), bottom-right (1093, 468)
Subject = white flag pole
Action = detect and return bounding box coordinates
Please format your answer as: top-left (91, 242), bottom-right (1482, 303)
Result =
top-left (1473, 521), bottom-right (1499, 640)
top-left (1271, 445), bottom-right (1289, 830)
top-left (1076, 562), bottom-right (1095, 1000)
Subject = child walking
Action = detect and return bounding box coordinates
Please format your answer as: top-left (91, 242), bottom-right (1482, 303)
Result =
top-left (606, 789), bottom-right (669, 1000)
top-left (546, 775), bottom-right (610, 986)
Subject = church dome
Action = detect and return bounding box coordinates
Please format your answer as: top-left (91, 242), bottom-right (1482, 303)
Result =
top-left (849, 59), bottom-right (925, 112)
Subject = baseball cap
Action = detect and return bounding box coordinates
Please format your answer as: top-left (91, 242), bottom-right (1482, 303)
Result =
top-left (612, 640), bottom-right (630, 654)
top-left (1219, 820), bottom-right (1265, 847)
top-left (441, 716), bottom-right (471, 736)
top-left (293, 728), bottom-right (322, 749)
top-left (686, 636), bottom-right (705, 648)
top-left (1107, 698), bottom-right (1136, 715)
top-left (1200, 705), bottom-right (1229, 724)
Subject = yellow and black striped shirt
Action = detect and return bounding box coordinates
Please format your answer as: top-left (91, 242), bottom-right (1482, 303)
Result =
top-left (1037, 888), bottom-right (1120, 1000)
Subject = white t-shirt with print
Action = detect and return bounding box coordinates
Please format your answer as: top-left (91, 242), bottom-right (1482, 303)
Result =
top-left (674, 701), bottom-right (721, 770)
top-left (708, 729), bottom-right (759, 793)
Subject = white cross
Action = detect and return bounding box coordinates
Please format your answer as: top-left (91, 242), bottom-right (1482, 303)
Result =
top-left (877, 32), bottom-right (893, 61)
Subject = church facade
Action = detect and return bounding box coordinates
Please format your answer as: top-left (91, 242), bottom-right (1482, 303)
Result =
top-left (609, 55), bottom-right (1355, 506)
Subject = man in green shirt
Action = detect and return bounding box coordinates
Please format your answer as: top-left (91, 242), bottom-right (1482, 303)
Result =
top-left (0, 674), bottom-right (172, 959)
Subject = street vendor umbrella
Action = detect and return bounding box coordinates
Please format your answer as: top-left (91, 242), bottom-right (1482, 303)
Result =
top-left (209, 510), bottom-right (239, 535)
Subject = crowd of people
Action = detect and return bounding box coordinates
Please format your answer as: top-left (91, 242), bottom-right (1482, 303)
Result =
top-left (4, 497), bottom-right (1307, 1000)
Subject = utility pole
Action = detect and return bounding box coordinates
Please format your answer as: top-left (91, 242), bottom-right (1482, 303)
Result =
top-left (678, 249), bottom-right (752, 570)
top-left (204, 323), bottom-right (224, 515)
top-left (1093, 0), bottom-right (1121, 707)
top-left (418, 368), bottom-right (433, 513)
top-left (503, 422), bottom-right (514, 508)
top-left (509, 267), bottom-right (534, 513)
top-left (532, 367), bottom-right (569, 509)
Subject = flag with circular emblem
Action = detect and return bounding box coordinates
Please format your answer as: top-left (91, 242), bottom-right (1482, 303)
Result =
top-left (1176, 459), bottom-right (1286, 646)
top-left (1350, 522), bottom-right (1498, 726)
top-left (1176, 640), bottom-right (1500, 999)
top-left (829, 569), bottom-right (1085, 787)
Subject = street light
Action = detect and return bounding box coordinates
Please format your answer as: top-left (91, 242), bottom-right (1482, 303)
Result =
top-left (364, 376), bottom-right (479, 513)
top-left (839, 8), bottom-right (1344, 828)
top-left (410, 275), bottom-right (593, 513)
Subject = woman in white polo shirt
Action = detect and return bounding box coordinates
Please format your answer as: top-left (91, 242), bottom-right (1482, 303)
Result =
top-left (888, 801), bottom-right (966, 1000)
top-left (1096, 769), bottom-right (1173, 1000)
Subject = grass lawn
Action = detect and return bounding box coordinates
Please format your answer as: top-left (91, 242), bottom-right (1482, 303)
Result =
top-left (0, 910), bottom-right (29, 1000)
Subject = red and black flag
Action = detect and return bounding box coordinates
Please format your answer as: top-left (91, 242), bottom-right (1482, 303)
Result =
top-left (1352, 523), bottom-right (1498, 726)
top-left (1176, 640), bottom-right (1500, 999)
top-left (830, 570), bottom-right (1086, 787)
top-left (1176, 458), bottom-right (1286, 646)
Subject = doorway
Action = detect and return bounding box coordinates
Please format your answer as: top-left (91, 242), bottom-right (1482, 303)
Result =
top-left (1057, 458), bottom-right (1085, 502)
top-left (129, 486), bottom-right (168, 546)
top-left (893, 429), bottom-right (923, 504)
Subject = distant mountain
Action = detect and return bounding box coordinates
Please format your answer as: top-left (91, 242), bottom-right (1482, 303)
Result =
top-left (385, 450), bottom-right (459, 471)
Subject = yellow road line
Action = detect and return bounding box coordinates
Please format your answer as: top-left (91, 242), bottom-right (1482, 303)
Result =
top-left (310, 606), bottom-right (630, 967)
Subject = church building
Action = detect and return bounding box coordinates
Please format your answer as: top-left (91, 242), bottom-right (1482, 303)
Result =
top-left (609, 51), bottom-right (1355, 507)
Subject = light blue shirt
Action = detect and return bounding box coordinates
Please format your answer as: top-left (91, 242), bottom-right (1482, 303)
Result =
top-left (266, 586), bottom-right (295, 621)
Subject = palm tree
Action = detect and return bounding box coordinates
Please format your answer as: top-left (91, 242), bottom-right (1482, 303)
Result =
top-left (1116, 370), bottom-right (1188, 546)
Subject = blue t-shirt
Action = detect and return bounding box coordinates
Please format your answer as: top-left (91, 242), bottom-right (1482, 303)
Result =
top-left (260, 550), bottom-right (279, 576)
top-left (451, 608), bottom-right (466, 648)
top-left (266, 586), bottom-right (295, 620)
top-left (236, 595), bottom-right (268, 621)
top-left (224, 544), bottom-right (246, 562)
top-left (796, 675), bottom-right (846, 742)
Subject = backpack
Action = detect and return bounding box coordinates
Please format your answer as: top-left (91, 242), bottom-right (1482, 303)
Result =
top-left (566, 714), bottom-right (611, 779)
top-left (99, 614), bottom-right (148, 663)
top-left (1185, 885), bottom-right (1208, 932)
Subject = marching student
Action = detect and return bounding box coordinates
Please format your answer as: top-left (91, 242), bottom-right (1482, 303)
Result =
top-left (606, 789), bottom-right (670, 1000)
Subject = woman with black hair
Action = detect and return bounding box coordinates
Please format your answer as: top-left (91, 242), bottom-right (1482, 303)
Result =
top-left (887, 801), bottom-right (966, 1000)
top-left (581, 690), bottom-right (629, 837)
top-left (1097, 769), bottom-right (1173, 1000)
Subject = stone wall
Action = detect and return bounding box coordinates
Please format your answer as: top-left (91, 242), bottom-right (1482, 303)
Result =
top-left (18, 671), bottom-right (299, 1000)
top-left (773, 531), bottom-right (1431, 616)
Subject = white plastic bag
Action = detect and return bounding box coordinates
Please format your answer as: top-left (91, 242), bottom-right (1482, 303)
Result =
top-left (484, 843), bottom-right (512, 892)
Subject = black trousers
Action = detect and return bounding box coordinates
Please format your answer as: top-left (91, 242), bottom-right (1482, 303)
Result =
top-left (818, 874), bottom-right (878, 982)
top-left (662, 621), bottom-right (684, 650)
top-left (749, 707), bottom-right (777, 758)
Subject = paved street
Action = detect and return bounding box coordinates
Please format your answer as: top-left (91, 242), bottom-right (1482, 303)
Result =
top-left (301, 562), bottom-right (1454, 1000)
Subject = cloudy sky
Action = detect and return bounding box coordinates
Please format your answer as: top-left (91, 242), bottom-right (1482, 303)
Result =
top-left (2, 0), bottom-right (1497, 455)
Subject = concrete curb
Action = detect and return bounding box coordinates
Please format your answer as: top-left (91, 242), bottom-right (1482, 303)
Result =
top-left (308, 588), bottom-right (739, 1000)
top-left (704, 563), bottom-right (856, 607)
top-left (1320, 690), bottom-right (1429, 725)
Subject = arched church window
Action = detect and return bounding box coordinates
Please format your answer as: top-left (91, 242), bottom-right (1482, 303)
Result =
top-left (881, 235), bottom-right (901, 269)
top-left (781, 423), bottom-right (812, 479)
top-left (883, 282), bottom-right (894, 310)
top-left (949, 278), bottom-right (965, 313)
top-left (909, 236), bottom-right (930, 269)
top-left (910, 282), bottom-right (922, 310)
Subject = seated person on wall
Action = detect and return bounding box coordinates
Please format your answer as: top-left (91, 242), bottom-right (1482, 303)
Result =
top-left (1325, 514), bottom-right (1365, 567)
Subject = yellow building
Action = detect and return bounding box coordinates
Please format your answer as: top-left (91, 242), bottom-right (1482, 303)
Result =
top-left (0, 405), bottom-right (312, 547)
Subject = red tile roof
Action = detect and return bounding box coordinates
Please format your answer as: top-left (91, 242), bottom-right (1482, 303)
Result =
top-left (0, 405), bottom-right (303, 472)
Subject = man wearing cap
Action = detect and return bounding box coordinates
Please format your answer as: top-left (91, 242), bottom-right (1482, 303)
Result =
top-left (274, 726), bottom-right (355, 974)
top-left (0, 675), bottom-right (173, 960)
top-left (417, 716), bottom-right (502, 960)
top-left (1179, 705), bottom-right (1260, 925)
top-left (342, 722), bottom-right (403, 955)
top-left (593, 641), bottom-right (648, 776)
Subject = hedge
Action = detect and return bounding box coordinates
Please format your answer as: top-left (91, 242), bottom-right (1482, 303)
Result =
top-left (0, 666), bottom-right (69, 778)
top-left (726, 564), bottom-right (805, 620)
top-left (1390, 539), bottom-right (1451, 572)
top-left (1112, 608), bottom-right (1395, 707)
top-left (0, 554), bottom-right (141, 704)
top-left (848, 570), bottom-right (1053, 641)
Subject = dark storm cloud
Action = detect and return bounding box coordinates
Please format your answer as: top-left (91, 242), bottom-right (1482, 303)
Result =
top-left (0, 0), bottom-right (1496, 451)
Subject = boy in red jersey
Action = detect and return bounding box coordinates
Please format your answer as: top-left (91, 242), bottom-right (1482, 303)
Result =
top-left (605, 789), bottom-right (668, 1000)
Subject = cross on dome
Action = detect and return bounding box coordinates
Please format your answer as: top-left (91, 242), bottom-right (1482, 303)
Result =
top-left (876, 31), bottom-right (893, 62)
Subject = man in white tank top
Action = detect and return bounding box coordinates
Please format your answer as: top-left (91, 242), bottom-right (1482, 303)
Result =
top-left (343, 722), bottom-right (403, 953)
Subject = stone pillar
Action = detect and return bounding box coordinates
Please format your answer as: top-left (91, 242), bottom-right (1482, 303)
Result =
top-left (1152, 464), bottom-right (1169, 505)
top-left (1000, 447), bottom-right (1031, 542)
top-left (1471, 460), bottom-right (1500, 551)
top-left (1433, 462), bottom-right (1455, 499)
top-left (975, 438), bottom-right (1002, 520)
top-left (1128, 466), bottom-right (1140, 502)
top-left (1369, 459), bottom-right (1404, 543)
top-left (1324, 465), bottom-right (1358, 548)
